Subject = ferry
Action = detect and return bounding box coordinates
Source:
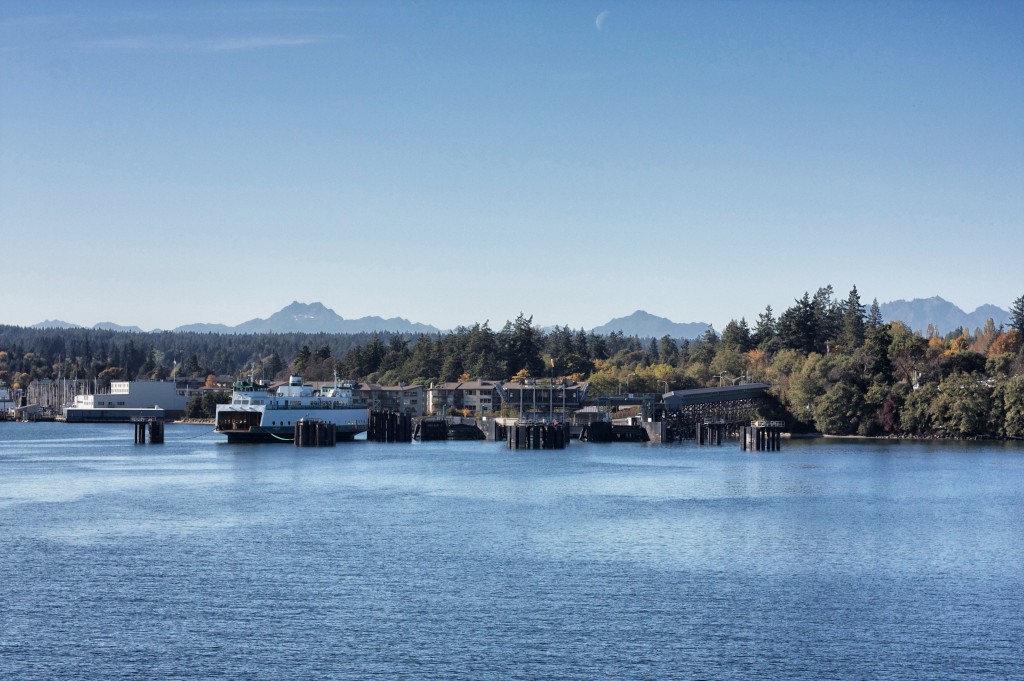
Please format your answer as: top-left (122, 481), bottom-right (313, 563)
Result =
top-left (215, 375), bottom-right (368, 443)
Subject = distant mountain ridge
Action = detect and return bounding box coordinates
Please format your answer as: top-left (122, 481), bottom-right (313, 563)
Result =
top-left (879, 296), bottom-right (1011, 334)
top-left (590, 310), bottom-right (711, 339)
top-left (31, 319), bottom-right (81, 329)
top-left (27, 297), bottom-right (1012, 338)
top-left (173, 301), bottom-right (442, 335)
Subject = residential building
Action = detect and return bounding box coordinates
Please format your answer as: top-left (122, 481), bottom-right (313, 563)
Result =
top-left (354, 383), bottom-right (425, 416)
top-left (502, 379), bottom-right (590, 419)
top-left (426, 380), bottom-right (507, 416)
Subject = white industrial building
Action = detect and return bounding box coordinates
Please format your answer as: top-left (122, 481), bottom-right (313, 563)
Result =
top-left (64, 380), bottom-right (193, 422)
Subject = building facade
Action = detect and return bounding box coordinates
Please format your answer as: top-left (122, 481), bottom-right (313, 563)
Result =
top-left (501, 380), bottom-right (589, 419)
top-left (64, 380), bottom-right (192, 421)
top-left (426, 380), bottom-right (507, 416)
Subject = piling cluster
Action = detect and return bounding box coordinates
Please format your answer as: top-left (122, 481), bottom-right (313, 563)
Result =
top-left (697, 421), bottom-right (727, 445)
top-left (507, 422), bottom-right (569, 449)
top-left (294, 419), bottom-right (336, 447)
top-left (741, 421), bottom-right (784, 451)
top-left (133, 419), bottom-right (164, 444)
top-left (367, 410), bottom-right (413, 442)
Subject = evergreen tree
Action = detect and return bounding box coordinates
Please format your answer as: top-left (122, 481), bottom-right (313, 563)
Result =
top-left (646, 339), bottom-right (659, 364)
top-left (1010, 294), bottom-right (1024, 333)
top-left (777, 293), bottom-right (818, 354)
top-left (841, 285), bottom-right (866, 349)
top-left (866, 298), bottom-right (883, 330)
top-left (720, 318), bottom-right (753, 352)
top-left (752, 305), bottom-right (777, 351)
top-left (812, 285), bottom-right (841, 351)
top-left (265, 351), bottom-right (284, 378)
top-left (291, 345), bottom-right (312, 374)
top-left (499, 314), bottom-right (544, 377)
top-left (657, 335), bottom-right (679, 366)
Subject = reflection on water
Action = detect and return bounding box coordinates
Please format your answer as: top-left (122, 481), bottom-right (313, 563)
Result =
top-left (2, 422), bottom-right (1023, 680)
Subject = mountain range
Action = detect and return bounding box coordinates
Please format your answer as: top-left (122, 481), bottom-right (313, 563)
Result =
top-left (878, 297), bottom-right (1011, 334)
top-left (29, 297), bottom-right (1012, 338)
top-left (170, 301), bottom-right (442, 335)
top-left (590, 310), bottom-right (711, 339)
top-left (30, 302), bottom-right (441, 335)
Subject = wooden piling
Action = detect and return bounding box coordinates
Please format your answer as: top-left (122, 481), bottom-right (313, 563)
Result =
top-left (294, 418), bottom-right (336, 447)
top-left (507, 422), bottom-right (569, 450)
top-left (133, 418), bottom-right (164, 444)
top-left (741, 420), bottom-right (784, 451)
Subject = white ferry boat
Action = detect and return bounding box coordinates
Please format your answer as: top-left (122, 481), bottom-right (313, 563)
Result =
top-left (215, 375), bottom-right (368, 443)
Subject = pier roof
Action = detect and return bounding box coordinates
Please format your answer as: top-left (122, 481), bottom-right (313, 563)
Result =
top-left (662, 383), bottom-right (771, 409)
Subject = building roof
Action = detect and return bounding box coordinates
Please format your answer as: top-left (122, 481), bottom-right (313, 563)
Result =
top-left (429, 380), bottom-right (503, 391)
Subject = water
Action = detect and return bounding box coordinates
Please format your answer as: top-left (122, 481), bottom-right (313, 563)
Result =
top-left (2, 423), bottom-right (1022, 680)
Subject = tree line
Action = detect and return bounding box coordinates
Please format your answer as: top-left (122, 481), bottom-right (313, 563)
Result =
top-left (3, 291), bottom-right (1024, 438)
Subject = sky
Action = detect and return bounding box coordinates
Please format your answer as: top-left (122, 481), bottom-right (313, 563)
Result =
top-left (1, 1), bottom-right (1022, 332)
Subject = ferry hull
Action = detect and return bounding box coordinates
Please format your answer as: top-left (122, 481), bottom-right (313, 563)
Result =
top-left (215, 408), bottom-right (368, 444)
top-left (219, 425), bottom-right (363, 444)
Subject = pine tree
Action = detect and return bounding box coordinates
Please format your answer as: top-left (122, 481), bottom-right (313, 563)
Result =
top-left (866, 299), bottom-right (883, 330)
top-left (721, 318), bottom-right (753, 352)
top-left (777, 293), bottom-right (818, 354)
top-left (752, 305), bottom-right (777, 350)
top-left (841, 286), bottom-right (866, 349)
top-left (1010, 294), bottom-right (1024, 333)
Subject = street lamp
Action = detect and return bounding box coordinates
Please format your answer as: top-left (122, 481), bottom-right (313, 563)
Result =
top-left (626, 372), bottom-right (635, 395)
top-left (662, 380), bottom-right (670, 395)
top-left (714, 372), bottom-right (728, 387)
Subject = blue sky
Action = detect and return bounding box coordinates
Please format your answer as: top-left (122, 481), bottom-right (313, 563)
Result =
top-left (2, 1), bottom-right (1021, 331)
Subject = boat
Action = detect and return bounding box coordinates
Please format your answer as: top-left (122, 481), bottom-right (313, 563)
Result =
top-left (215, 374), bottom-right (368, 443)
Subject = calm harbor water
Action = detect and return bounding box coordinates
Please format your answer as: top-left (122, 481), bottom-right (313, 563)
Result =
top-left (1, 423), bottom-right (1022, 680)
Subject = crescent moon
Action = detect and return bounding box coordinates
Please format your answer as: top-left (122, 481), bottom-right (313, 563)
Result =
top-left (595, 10), bottom-right (610, 31)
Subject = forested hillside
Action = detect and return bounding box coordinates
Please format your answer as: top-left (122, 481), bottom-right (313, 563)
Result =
top-left (3, 288), bottom-right (1024, 438)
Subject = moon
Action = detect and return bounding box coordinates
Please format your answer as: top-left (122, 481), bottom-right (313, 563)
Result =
top-left (595, 10), bottom-right (610, 31)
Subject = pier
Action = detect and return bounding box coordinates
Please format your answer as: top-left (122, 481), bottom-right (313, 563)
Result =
top-left (132, 418), bottom-right (164, 445)
top-left (740, 420), bottom-right (785, 451)
top-left (660, 384), bottom-right (772, 443)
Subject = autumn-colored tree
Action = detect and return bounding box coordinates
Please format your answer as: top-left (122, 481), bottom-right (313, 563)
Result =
top-left (988, 330), bottom-right (1022, 357)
